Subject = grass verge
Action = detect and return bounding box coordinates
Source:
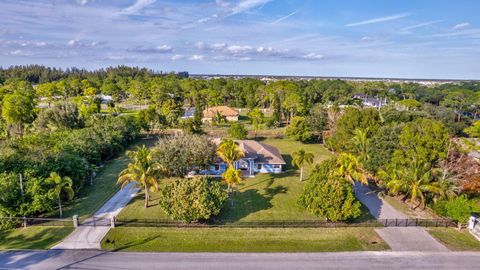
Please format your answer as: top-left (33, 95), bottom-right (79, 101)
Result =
top-left (427, 228), bottom-right (480, 251)
top-left (101, 227), bottom-right (388, 252)
top-left (0, 227), bottom-right (74, 250)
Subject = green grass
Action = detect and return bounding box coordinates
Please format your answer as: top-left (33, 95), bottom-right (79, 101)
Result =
top-left (101, 227), bottom-right (388, 252)
top-left (427, 228), bottom-right (480, 251)
top-left (60, 137), bottom-right (159, 221)
top-left (0, 227), bottom-right (74, 250)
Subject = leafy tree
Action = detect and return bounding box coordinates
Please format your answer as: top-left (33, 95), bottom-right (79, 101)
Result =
top-left (34, 102), bottom-right (84, 131)
top-left (248, 108), bottom-right (264, 137)
top-left (216, 139), bottom-right (244, 167)
top-left (159, 177), bottom-right (227, 223)
top-left (227, 122), bottom-right (248, 139)
top-left (397, 99), bottom-right (422, 111)
top-left (117, 146), bottom-right (161, 208)
top-left (365, 123), bottom-right (403, 173)
top-left (286, 116), bottom-right (313, 142)
top-left (48, 172), bottom-right (74, 217)
top-left (464, 121), bottom-right (480, 138)
top-left (152, 135), bottom-right (217, 177)
top-left (299, 161), bottom-right (361, 222)
top-left (1, 84), bottom-right (36, 136)
top-left (291, 149), bottom-right (314, 181)
top-left (434, 195), bottom-right (476, 224)
top-left (306, 104), bottom-right (328, 141)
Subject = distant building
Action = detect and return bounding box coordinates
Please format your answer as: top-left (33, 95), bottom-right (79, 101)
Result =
top-left (181, 107), bottom-right (195, 119)
top-left (352, 94), bottom-right (388, 108)
top-left (202, 106), bottom-right (239, 122)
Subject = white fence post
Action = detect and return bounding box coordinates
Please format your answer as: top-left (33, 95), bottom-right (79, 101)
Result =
top-left (111, 216), bottom-right (116, 228)
top-left (73, 215), bottom-right (79, 228)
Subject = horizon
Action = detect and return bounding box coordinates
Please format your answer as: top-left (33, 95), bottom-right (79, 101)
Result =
top-left (1, 0), bottom-right (479, 79)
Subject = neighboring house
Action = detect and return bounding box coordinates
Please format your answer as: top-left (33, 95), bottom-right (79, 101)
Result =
top-left (202, 106), bottom-right (239, 122)
top-left (192, 139), bottom-right (286, 177)
top-left (181, 107), bottom-right (195, 119)
top-left (352, 94), bottom-right (388, 108)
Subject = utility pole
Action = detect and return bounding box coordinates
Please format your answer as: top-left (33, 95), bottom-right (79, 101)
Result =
top-left (19, 173), bottom-right (26, 228)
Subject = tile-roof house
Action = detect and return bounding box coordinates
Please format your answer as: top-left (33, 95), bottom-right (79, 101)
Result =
top-left (196, 139), bottom-right (286, 177)
top-left (202, 106), bottom-right (239, 122)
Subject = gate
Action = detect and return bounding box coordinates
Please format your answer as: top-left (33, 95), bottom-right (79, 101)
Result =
top-left (78, 216), bottom-right (111, 227)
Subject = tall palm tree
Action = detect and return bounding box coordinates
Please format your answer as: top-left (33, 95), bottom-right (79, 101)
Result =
top-left (334, 153), bottom-right (368, 184)
top-left (386, 163), bottom-right (444, 209)
top-left (48, 172), bottom-right (74, 217)
top-left (117, 146), bottom-right (161, 208)
top-left (217, 139), bottom-right (244, 167)
top-left (352, 128), bottom-right (369, 162)
top-left (291, 149), bottom-right (314, 181)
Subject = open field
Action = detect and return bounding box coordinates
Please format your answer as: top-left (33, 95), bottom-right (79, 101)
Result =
top-left (427, 228), bottom-right (480, 251)
top-left (0, 227), bottom-right (73, 250)
top-left (101, 227), bottom-right (388, 252)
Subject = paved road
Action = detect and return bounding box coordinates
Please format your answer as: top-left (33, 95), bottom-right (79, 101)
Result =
top-left (51, 183), bottom-right (139, 249)
top-left (354, 183), bottom-right (448, 251)
top-left (1, 250), bottom-right (479, 270)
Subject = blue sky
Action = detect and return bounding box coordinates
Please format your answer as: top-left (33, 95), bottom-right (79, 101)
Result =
top-left (0, 0), bottom-right (479, 79)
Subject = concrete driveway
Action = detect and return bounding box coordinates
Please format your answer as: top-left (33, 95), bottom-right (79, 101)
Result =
top-left (51, 182), bottom-right (139, 250)
top-left (354, 183), bottom-right (448, 251)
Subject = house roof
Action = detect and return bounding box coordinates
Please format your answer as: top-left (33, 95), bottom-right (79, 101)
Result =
top-left (213, 139), bottom-right (286, 165)
top-left (203, 106), bottom-right (239, 118)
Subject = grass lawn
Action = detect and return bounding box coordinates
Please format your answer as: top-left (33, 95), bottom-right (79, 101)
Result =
top-left (427, 228), bottom-right (480, 251)
top-left (101, 227), bottom-right (388, 252)
top-left (0, 227), bottom-right (73, 250)
top-left (117, 138), bottom-right (335, 221)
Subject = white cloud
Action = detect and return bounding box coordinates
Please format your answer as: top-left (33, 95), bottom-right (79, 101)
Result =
top-left (120, 0), bottom-right (156, 15)
top-left (76, 0), bottom-right (90, 5)
top-left (130, 44), bottom-right (172, 53)
top-left (171, 54), bottom-right (185, 61)
top-left (211, 43), bottom-right (227, 50)
top-left (189, 54), bottom-right (205, 61)
top-left (454, 22), bottom-right (470, 30)
top-left (360, 36), bottom-right (374, 42)
top-left (401, 20), bottom-right (442, 31)
top-left (231, 0), bottom-right (272, 15)
top-left (9, 49), bottom-right (32, 56)
top-left (345, 13), bottom-right (410, 27)
top-left (271, 9), bottom-right (299, 25)
top-left (302, 52), bottom-right (324, 60)
top-left (227, 45), bottom-right (253, 53)
top-left (67, 39), bottom-right (76, 47)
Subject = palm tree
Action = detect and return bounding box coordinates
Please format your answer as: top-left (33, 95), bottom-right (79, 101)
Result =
top-left (352, 128), bottom-right (369, 162)
top-left (222, 166), bottom-right (243, 194)
top-left (216, 139), bottom-right (244, 167)
top-left (48, 172), bottom-right (74, 217)
top-left (334, 153), bottom-right (368, 184)
top-left (291, 149), bottom-right (314, 181)
top-left (386, 163), bottom-right (444, 209)
top-left (117, 146), bottom-right (161, 208)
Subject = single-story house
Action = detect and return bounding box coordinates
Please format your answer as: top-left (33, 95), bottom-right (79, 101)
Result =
top-left (202, 106), bottom-right (239, 123)
top-left (193, 139), bottom-right (286, 177)
top-left (181, 107), bottom-right (195, 119)
top-left (352, 94), bottom-right (388, 109)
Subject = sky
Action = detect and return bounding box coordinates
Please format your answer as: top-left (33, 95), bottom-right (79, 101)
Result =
top-left (0, 0), bottom-right (479, 79)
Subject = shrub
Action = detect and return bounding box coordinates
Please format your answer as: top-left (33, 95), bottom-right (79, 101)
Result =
top-left (159, 177), bottom-right (228, 223)
top-left (434, 195), bottom-right (476, 224)
top-left (298, 160), bottom-right (362, 222)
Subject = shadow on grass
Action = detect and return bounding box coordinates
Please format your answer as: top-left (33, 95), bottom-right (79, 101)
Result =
top-left (218, 174), bottom-right (288, 222)
top-left (0, 227), bottom-right (72, 250)
top-left (105, 235), bottom-right (162, 252)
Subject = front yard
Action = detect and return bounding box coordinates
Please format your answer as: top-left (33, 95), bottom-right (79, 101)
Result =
top-left (101, 227), bottom-right (388, 252)
top-left (0, 227), bottom-right (73, 250)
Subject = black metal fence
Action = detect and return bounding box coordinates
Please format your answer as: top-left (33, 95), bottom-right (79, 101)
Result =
top-left (114, 218), bottom-right (457, 228)
top-left (0, 216), bottom-right (73, 230)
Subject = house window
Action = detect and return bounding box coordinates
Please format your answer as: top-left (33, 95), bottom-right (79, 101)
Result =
top-left (273, 165), bottom-right (281, 169)
top-left (256, 164), bottom-right (262, 170)
top-left (214, 165), bottom-right (220, 171)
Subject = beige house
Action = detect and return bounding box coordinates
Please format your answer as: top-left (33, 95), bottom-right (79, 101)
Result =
top-left (202, 106), bottom-right (239, 123)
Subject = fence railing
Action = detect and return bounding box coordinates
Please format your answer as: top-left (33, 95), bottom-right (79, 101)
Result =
top-left (114, 218), bottom-right (457, 228)
top-left (0, 216), bottom-right (73, 229)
